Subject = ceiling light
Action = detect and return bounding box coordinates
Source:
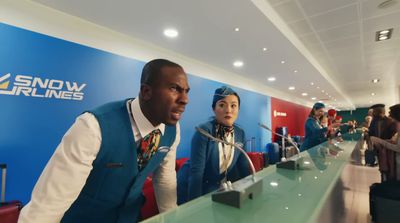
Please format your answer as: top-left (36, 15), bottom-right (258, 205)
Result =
top-left (263, 47), bottom-right (268, 51)
top-left (371, 92), bottom-right (375, 96)
top-left (233, 60), bottom-right (244, 67)
top-left (281, 60), bottom-right (285, 64)
top-left (317, 86), bottom-right (320, 89)
top-left (380, 30), bottom-right (389, 34)
top-left (163, 28), bottom-right (178, 38)
top-left (318, 100), bottom-right (323, 103)
top-left (234, 27), bottom-right (240, 32)
top-left (294, 70), bottom-right (298, 73)
top-left (375, 28), bottom-right (393, 41)
top-left (268, 77), bottom-right (276, 82)
top-left (311, 97), bottom-right (317, 100)
top-left (378, 0), bottom-right (397, 8)
top-left (302, 93), bottom-right (308, 96)
top-left (310, 82), bottom-right (314, 85)
top-left (322, 90), bottom-right (325, 93)
top-left (379, 35), bottom-right (388, 40)
top-left (289, 86), bottom-right (295, 90)
top-left (372, 78), bottom-right (380, 83)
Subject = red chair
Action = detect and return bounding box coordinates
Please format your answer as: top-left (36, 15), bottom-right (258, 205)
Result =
top-left (140, 158), bottom-right (189, 220)
top-left (175, 158), bottom-right (189, 172)
top-left (140, 177), bottom-right (159, 219)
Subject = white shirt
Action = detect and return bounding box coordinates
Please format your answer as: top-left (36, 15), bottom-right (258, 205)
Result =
top-left (18, 98), bottom-right (179, 223)
top-left (218, 133), bottom-right (235, 174)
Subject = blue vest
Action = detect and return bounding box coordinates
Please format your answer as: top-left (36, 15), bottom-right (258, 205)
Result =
top-left (61, 99), bottom-right (176, 223)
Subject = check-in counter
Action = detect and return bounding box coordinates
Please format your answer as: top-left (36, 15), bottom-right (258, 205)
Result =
top-left (143, 134), bottom-right (361, 223)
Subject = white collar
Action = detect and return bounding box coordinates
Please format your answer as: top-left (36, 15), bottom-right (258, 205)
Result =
top-left (131, 98), bottom-right (165, 138)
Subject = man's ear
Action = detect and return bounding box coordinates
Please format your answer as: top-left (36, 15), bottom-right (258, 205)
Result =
top-left (140, 84), bottom-right (152, 101)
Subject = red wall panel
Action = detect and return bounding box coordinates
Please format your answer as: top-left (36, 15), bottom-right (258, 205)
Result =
top-left (270, 97), bottom-right (310, 142)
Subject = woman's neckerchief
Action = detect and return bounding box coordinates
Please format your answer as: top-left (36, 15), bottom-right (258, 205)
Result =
top-left (215, 122), bottom-right (234, 140)
top-left (215, 122), bottom-right (234, 183)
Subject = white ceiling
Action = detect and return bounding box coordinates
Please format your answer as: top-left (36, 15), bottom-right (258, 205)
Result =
top-left (267, 0), bottom-right (400, 108)
top-left (31, 0), bottom-right (400, 109)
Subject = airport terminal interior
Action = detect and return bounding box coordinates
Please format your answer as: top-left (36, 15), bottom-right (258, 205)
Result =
top-left (1, 0), bottom-right (400, 222)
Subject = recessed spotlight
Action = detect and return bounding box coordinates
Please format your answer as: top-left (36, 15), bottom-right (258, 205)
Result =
top-left (294, 70), bottom-right (298, 73)
top-left (233, 60), bottom-right (244, 67)
top-left (267, 77), bottom-right (276, 82)
top-left (372, 79), bottom-right (380, 83)
top-left (378, 0), bottom-right (397, 8)
top-left (310, 82), bottom-right (314, 85)
top-left (380, 30), bottom-right (390, 34)
top-left (322, 90), bottom-right (325, 93)
top-left (289, 86), bottom-right (295, 90)
top-left (302, 93), bottom-right (308, 96)
top-left (234, 27), bottom-right (240, 32)
top-left (371, 92), bottom-right (375, 96)
top-left (263, 47), bottom-right (268, 51)
top-left (317, 86), bottom-right (320, 89)
top-left (311, 97), bottom-right (317, 100)
top-left (281, 60), bottom-right (285, 64)
top-left (375, 28), bottom-right (393, 41)
top-left (163, 28), bottom-right (178, 38)
top-left (379, 35), bottom-right (388, 40)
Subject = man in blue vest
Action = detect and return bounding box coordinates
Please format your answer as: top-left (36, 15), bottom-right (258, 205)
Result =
top-left (19, 59), bottom-right (190, 223)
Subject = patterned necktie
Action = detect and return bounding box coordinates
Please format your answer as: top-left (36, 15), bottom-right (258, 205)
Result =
top-left (137, 129), bottom-right (161, 170)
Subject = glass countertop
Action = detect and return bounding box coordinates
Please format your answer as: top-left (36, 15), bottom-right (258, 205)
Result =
top-left (143, 136), bottom-right (359, 223)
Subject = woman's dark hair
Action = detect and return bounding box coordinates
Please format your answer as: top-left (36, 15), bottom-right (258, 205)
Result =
top-left (308, 108), bottom-right (316, 118)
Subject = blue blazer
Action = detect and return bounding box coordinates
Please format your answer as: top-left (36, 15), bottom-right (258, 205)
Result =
top-left (177, 120), bottom-right (250, 204)
top-left (300, 117), bottom-right (328, 151)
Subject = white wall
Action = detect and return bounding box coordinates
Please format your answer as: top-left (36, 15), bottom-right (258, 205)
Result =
top-left (0, 0), bottom-right (312, 107)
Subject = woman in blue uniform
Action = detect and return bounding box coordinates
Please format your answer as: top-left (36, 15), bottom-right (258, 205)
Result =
top-left (177, 86), bottom-right (251, 204)
top-left (300, 102), bottom-right (340, 151)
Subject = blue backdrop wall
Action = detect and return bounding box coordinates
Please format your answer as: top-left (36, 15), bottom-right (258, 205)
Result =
top-left (0, 23), bottom-right (271, 204)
